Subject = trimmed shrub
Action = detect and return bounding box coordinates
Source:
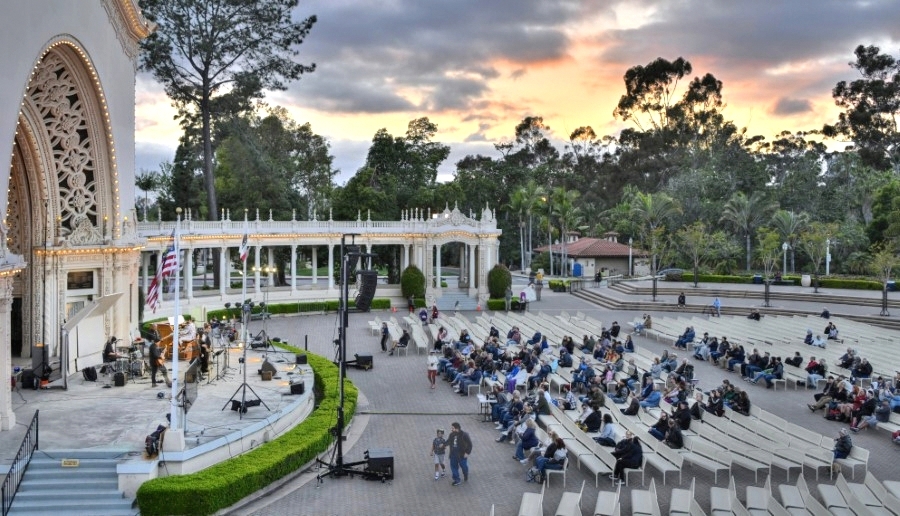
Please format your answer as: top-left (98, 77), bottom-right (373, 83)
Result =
top-left (136, 346), bottom-right (357, 516)
top-left (487, 264), bottom-right (512, 299)
top-left (486, 298), bottom-right (505, 311)
top-left (548, 279), bottom-right (571, 292)
top-left (400, 265), bottom-right (426, 299)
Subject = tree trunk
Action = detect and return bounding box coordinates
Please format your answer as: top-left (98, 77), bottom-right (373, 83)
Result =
top-left (201, 93), bottom-right (220, 288)
top-left (745, 233), bottom-right (751, 272)
top-left (519, 223), bottom-right (525, 271)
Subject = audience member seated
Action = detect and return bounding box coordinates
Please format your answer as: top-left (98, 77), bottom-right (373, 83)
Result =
top-left (677, 292), bottom-right (686, 308)
top-left (388, 329), bottom-right (410, 355)
top-left (557, 348), bottom-right (573, 368)
top-left (710, 337), bottom-right (730, 365)
top-left (825, 321), bottom-right (839, 340)
top-left (729, 390), bottom-right (752, 416)
top-left (571, 358), bottom-right (596, 393)
top-left (609, 380), bottom-right (631, 404)
top-left (811, 334), bottom-right (826, 348)
top-left (805, 356), bottom-right (827, 388)
top-left (852, 358), bottom-right (873, 380)
top-left (673, 326), bottom-right (695, 350)
top-left (750, 357), bottom-right (783, 388)
top-left (690, 392), bottom-right (704, 420)
top-left (639, 384), bottom-right (661, 409)
top-left (647, 412), bottom-right (670, 441)
top-left (610, 321), bottom-right (621, 338)
top-left (623, 334), bottom-right (635, 353)
top-left (622, 393), bottom-right (640, 415)
top-left (852, 399), bottom-right (891, 432)
top-left (527, 359), bottom-right (551, 391)
top-left (671, 400), bottom-right (692, 431)
top-left (594, 414), bottom-right (619, 446)
top-left (747, 309), bottom-right (761, 321)
top-left (514, 418), bottom-right (540, 463)
top-left (610, 432), bottom-right (643, 486)
top-left (664, 419), bottom-right (684, 449)
top-left (741, 349), bottom-right (767, 378)
top-left (497, 404), bottom-right (534, 443)
top-left (804, 329), bottom-right (814, 345)
top-left (532, 438), bottom-right (567, 480)
top-left (785, 351), bottom-right (803, 368)
top-left (820, 307), bottom-right (831, 319)
top-left (633, 314), bottom-right (651, 335)
top-left (702, 389), bottom-right (725, 417)
top-left (726, 345), bottom-right (746, 372)
top-left (838, 348), bottom-right (858, 370)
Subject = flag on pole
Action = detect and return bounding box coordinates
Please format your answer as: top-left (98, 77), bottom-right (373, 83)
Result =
top-left (239, 232), bottom-right (249, 262)
top-left (146, 231), bottom-right (178, 313)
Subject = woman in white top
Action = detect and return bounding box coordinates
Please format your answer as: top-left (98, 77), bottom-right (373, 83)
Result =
top-left (427, 351), bottom-right (439, 389)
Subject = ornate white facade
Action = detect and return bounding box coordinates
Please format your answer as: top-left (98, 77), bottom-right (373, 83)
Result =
top-left (0, 1), bottom-right (151, 430)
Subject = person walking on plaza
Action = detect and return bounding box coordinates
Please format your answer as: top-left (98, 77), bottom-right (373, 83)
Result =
top-left (505, 286), bottom-right (512, 312)
top-left (379, 322), bottom-right (389, 353)
top-left (430, 428), bottom-right (447, 480)
top-left (712, 297), bottom-right (722, 317)
top-left (448, 421), bottom-right (472, 486)
top-left (427, 350), bottom-right (439, 389)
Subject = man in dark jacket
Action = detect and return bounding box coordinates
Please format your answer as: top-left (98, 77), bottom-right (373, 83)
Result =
top-left (448, 422), bottom-right (472, 486)
top-left (664, 419), bottom-right (684, 449)
top-left (611, 432), bottom-right (643, 485)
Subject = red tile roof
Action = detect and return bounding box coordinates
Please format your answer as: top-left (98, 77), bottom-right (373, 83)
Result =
top-left (535, 237), bottom-right (647, 258)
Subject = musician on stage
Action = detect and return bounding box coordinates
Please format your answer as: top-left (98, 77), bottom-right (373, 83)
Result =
top-left (148, 339), bottom-right (171, 388)
top-left (103, 336), bottom-right (122, 364)
top-left (179, 318), bottom-right (197, 344)
top-left (198, 323), bottom-right (211, 375)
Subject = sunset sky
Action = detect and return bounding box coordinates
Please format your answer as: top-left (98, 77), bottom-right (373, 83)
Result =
top-left (134, 0), bottom-right (900, 184)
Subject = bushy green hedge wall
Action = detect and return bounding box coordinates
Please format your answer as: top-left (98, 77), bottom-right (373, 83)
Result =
top-left (680, 273), bottom-right (882, 290)
top-left (136, 346), bottom-right (357, 516)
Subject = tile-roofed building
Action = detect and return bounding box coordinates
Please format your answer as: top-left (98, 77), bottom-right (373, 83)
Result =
top-left (535, 232), bottom-right (649, 278)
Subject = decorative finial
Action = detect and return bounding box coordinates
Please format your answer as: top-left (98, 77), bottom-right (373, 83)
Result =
top-left (291, 209), bottom-right (296, 221)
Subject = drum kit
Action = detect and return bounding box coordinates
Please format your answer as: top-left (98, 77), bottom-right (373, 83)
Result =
top-left (114, 338), bottom-right (149, 382)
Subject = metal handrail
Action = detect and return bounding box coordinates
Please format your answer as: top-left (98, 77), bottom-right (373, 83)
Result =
top-left (1, 410), bottom-right (39, 516)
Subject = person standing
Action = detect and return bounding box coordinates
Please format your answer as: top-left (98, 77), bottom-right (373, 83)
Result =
top-left (712, 297), bottom-right (722, 317)
top-left (430, 428), bottom-right (447, 480)
top-left (379, 322), bottom-right (389, 353)
top-left (148, 340), bottom-right (171, 388)
top-left (504, 286), bottom-right (512, 312)
top-left (427, 351), bottom-right (439, 389)
top-left (448, 421), bottom-right (472, 486)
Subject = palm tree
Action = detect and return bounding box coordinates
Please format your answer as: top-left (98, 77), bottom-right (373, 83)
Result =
top-left (631, 191), bottom-right (680, 273)
top-left (135, 170), bottom-right (159, 221)
top-left (520, 180), bottom-right (546, 269)
top-left (770, 210), bottom-right (809, 273)
top-left (552, 187), bottom-right (583, 277)
top-left (507, 190), bottom-right (527, 271)
top-left (720, 191), bottom-right (778, 271)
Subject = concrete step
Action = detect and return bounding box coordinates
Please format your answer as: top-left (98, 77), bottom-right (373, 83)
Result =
top-left (18, 478), bottom-right (119, 491)
top-left (8, 498), bottom-right (134, 516)
top-left (32, 449), bottom-right (130, 460)
top-left (15, 487), bottom-right (124, 501)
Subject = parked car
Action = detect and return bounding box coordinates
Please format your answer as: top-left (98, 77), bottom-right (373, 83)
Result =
top-left (656, 268), bottom-right (684, 279)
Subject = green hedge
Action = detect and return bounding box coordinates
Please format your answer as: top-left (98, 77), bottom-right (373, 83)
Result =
top-left (135, 345), bottom-right (357, 516)
top-left (680, 273), bottom-right (883, 290)
top-left (548, 279), bottom-right (570, 292)
top-left (486, 298), bottom-right (528, 311)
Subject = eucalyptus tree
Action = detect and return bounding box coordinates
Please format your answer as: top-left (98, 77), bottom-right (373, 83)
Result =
top-left (770, 210), bottom-right (809, 273)
top-left (140, 0), bottom-right (318, 222)
top-left (720, 191), bottom-right (778, 271)
top-left (677, 222), bottom-right (715, 287)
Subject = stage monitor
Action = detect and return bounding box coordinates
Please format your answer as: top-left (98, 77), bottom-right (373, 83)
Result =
top-left (182, 358), bottom-right (200, 412)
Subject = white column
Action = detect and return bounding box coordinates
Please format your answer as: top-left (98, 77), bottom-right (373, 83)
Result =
top-left (469, 243), bottom-right (476, 295)
top-left (327, 244), bottom-right (334, 290)
top-left (435, 244), bottom-right (442, 292)
top-left (141, 252), bottom-right (149, 295)
top-left (219, 246), bottom-right (228, 297)
top-left (290, 245), bottom-right (297, 292)
top-left (0, 277), bottom-right (17, 430)
top-left (312, 246), bottom-right (318, 286)
top-left (185, 248), bottom-right (194, 300)
top-left (253, 245), bottom-right (261, 295)
top-left (401, 244), bottom-right (408, 271)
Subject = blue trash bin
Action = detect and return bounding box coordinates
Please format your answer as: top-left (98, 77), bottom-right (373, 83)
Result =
top-left (752, 274), bottom-right (763, 285)
top-left (888, 281), bottom-right (896, 292)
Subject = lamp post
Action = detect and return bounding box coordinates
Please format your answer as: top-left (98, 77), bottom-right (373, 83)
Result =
top-left (782, 242), bottom-right (788, 278)
top-left (825, 239), bottom-right (831, 276)
top-left (251, 265), bottom-right (277, 329)
top-left (628, 237), bottom-right (633, 277)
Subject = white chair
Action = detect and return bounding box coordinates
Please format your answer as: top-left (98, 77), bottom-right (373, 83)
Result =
top-left (555, 479), bottom-right (585, 516)
top-left (545, 455), bottom-right (569, 488)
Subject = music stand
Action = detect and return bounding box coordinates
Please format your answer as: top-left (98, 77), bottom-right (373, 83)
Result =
top-left (208, 349), bottom-right (225, 384)
top-left (222, 302), bottom-right (270, 419)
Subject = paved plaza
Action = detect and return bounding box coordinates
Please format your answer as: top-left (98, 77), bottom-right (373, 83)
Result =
top-left (2, 280), bottom-right (899, 515)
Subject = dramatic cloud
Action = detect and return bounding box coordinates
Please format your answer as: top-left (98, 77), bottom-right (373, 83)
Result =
top-left (772, 97), bottom-right (813, 116)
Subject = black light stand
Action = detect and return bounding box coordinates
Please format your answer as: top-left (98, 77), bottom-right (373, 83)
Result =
top-left (222, 302), bottom-right (270, 419)
top-left (316, 234), bottom-right (391, 484)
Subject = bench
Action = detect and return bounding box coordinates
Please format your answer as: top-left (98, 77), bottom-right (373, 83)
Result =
top-left (554, 479), bottom-right (584, 516)
top-left (518, 483), bottom-right (544, 516)
top-left (630, 478), bottom-right (661, 516)
top-left (593, 484), bottom-right (620, 516)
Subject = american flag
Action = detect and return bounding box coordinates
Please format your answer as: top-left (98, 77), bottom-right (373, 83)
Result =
top-left (146, 232), bottom-right (178, 313)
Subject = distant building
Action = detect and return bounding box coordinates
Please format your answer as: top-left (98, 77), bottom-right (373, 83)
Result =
top-left (535, 232), bottom-right (648, 278)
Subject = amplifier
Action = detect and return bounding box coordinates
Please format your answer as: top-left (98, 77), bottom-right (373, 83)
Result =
top-left (354, 353), bottom-right (373, 369)
top-left (290, 381), bottom-right (305, 395)
top-left (365, 448), bottom-right (394, 478)
top-left (295, 353), bottom-right (307, 365)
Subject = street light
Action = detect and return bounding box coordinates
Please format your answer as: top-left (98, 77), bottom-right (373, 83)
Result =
top-left (825, 239), bottom-right (831, 276)
top-left (782, 242), bottom-right (788, 278)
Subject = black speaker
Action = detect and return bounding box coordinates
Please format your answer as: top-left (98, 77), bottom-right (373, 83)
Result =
top-left (295, 354), bottom-right (307, 365)
top-left (355, 270), bottom-right (378, 312)
top-left (113, 372), bottom-right (125, 387)
top-left (260, 360), bottom-right (277, 375)
top-left (365, 448), bottom-right (394, 478)
top-left (290, 381), bottom-right (305, 395)
top-left (354, 353), bottom-right (373, 369)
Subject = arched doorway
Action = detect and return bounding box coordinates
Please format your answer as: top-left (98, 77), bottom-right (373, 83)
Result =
top-left (6, 40), bottom-right (125, 369)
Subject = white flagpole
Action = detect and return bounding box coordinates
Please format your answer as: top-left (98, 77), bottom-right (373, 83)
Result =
top-left (170, 208), bottom-right (182, 431)
top-left (241, 210), bottom-right (248, 346)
